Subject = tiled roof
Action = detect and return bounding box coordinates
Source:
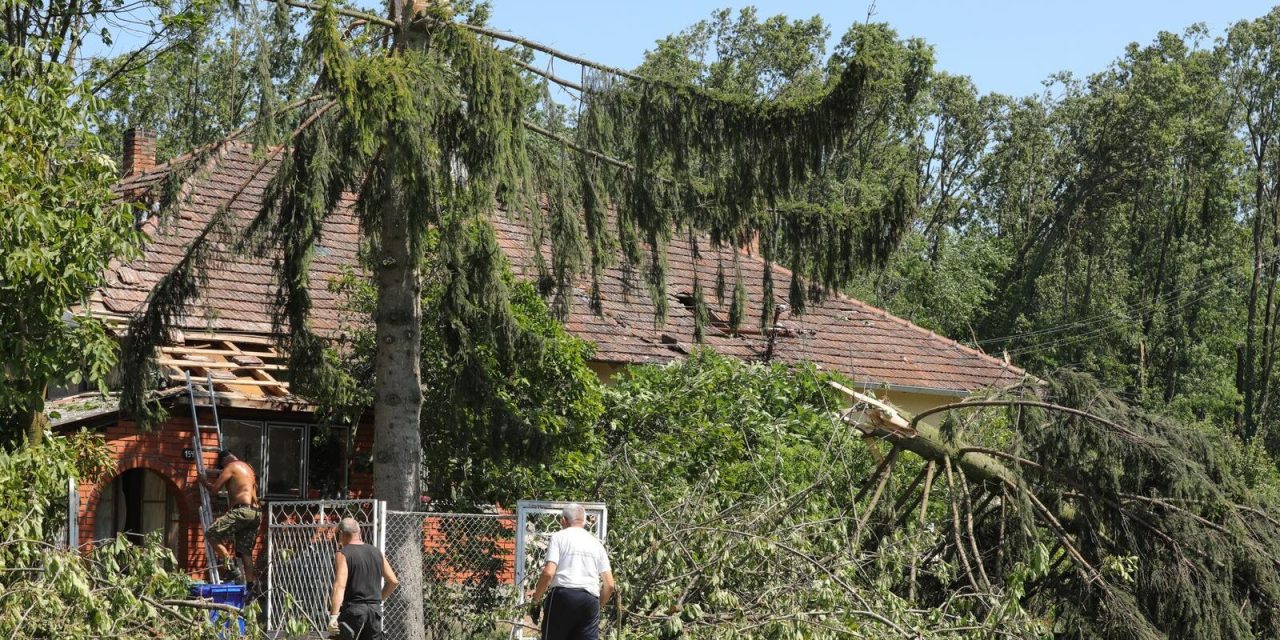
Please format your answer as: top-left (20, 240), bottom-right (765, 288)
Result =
top-left (492, 217), bottom-right (1026, 393)
top-left (94, 143), bottom-right (360, 338)
top-left (97, 141), bottom-right (1025, 395)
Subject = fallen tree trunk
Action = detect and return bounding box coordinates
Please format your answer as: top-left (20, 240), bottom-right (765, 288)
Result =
top-left (828, 381), bottom-right (1019, 488)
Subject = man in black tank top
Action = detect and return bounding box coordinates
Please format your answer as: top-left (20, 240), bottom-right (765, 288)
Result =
top-left (328, 518), bottom-right (400, 639)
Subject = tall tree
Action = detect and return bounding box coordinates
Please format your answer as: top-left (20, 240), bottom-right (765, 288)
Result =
top-left (117, 2), bottom-right (922, 635)
top-left (1227, 9), bottom-right (1280, 438)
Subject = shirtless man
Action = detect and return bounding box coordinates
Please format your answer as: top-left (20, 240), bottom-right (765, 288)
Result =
top-left (201, 450), bottom-right (261, 587)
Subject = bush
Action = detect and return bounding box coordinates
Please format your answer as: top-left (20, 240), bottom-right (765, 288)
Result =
top-left (0, 433), bottom-right (261, 638)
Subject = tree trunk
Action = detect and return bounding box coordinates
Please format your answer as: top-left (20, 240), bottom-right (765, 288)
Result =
top-left (828, 382), bottom-right (1019, 489)
top-left (22, 403), bottom-right (45, 445)
top-left (1242, 167), bottom-right (1267, 438)
top-left (374, 0), bottom-right (425, 635)
top-left (374, 195), bottom-right (425, 637)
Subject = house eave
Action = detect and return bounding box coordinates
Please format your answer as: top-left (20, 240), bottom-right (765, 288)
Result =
top-left (852, 381), bottom-right (973, 398)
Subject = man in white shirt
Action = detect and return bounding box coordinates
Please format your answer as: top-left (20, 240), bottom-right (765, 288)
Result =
top-left (530, 503), bottom-right (615, 640)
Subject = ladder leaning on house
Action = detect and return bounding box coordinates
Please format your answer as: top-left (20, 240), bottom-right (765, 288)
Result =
top-left (186, 371), bottom-right (226, 584)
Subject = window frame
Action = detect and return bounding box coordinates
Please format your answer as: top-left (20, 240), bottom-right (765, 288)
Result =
top-left (215, 419), bottom-right (348, 501)
top-left (220, 419), bottom-right (267, 497)
top-left (263, 422), bottom-right (308, 500)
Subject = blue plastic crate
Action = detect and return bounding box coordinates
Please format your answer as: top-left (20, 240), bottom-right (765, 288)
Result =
top-left (190, 582), bottom-right (247, 636)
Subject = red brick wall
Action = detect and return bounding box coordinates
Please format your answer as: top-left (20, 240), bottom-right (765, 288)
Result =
top-left (422, 515), bottom-right (516, 585)
top-left (77, 410), bottom-right (217, 577)
top-left (76, 409), bottom-right (377, 579)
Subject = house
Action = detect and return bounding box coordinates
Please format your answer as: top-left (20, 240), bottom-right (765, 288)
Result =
top-left (48, 129), bottom-right (1025, 578)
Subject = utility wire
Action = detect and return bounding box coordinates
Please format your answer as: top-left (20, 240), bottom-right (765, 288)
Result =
top-left (999, 250), bottom-right (1277, 360)
top-left (975, 247), bottom-right (1280, 349)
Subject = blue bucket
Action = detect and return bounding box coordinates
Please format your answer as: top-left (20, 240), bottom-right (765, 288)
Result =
top-left (189, 582), bottom-right (247, 636)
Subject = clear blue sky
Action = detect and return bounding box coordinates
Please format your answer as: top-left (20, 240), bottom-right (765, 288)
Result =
top-left (485, 0), bottom-right (1279, 97)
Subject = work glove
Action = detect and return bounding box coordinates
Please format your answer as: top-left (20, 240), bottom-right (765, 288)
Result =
top-left (328, 614), bottom-right (340, 636)
top-left (529, 601), bottom-right (542, 625)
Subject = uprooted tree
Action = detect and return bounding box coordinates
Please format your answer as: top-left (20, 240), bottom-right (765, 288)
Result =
top-left (592, 352), bottom-right (1280, 639)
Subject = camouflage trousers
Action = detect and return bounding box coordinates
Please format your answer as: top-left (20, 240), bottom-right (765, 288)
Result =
top-left (207, 504), bottom-right (261, 554)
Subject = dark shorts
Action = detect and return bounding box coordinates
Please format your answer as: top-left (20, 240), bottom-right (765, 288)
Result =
top-left (338, 603), bottom-right (383, 640)
top-left (541, 588), bottom-right (599, 640)
top-left (206, 505), bottom-right (260, 554)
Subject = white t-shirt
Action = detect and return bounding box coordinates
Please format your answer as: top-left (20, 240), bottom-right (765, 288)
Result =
top-left (545, 526), bottom-right (612, 597)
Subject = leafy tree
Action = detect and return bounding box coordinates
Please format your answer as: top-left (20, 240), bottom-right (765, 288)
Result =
top-left (0, 432), bottom-right (257, 637)
top-left (87, 0), bottom-right (308, 160)
top-left (849, 226), bottom-right (1009, 338)
top-left (0, 45), bottom-right (140, 443)
top-left (1226, 8), bottom-right (1280, 439)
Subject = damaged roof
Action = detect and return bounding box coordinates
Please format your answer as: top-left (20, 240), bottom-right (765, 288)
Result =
top-left (92, 140), bottom-right (1025, 396)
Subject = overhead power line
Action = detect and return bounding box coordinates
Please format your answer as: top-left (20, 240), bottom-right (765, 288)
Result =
top-left (975, 247), bottom-right (1280, 349)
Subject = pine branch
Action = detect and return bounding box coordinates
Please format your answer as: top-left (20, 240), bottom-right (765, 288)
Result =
top-left (283, 0), bottom-right (394, 27)
top-left (509, 57), bottom-right (585, 93)
top-left (523, 119), bottom-right (634, 172)
top-left (416, 15), bottom-right (645, 82)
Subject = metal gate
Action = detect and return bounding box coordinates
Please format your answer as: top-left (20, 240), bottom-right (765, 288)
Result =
top-left (513, 501), bottom-right (609, 638)
top-left (266, 499), bottom-right (384, 633)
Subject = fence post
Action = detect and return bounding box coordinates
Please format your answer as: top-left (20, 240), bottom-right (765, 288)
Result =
top-left (267, 502), bottom-right (274, 629)
top-left (66, 476), bottom-right (78, 550)
top-left (514, 506), bottom-right (527, 606)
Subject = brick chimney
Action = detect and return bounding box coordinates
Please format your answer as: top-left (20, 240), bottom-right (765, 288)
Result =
top-left (121, 128), bottom-right (157, 177)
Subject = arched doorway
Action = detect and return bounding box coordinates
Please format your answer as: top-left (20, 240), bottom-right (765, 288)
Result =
top-left (94, 468), bottom-right (181, 552)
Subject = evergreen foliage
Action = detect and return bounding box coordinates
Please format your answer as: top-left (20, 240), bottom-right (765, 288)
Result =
top-left (331, 256), bottom-right (604, 507)
top-left (964, 372), bottom-right (1280, 639)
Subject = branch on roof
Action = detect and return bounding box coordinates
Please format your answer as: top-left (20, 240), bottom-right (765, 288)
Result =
top-left (119, 99), bottom-right (339, 428)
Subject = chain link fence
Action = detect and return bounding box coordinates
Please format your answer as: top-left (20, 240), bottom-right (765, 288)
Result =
top-left (267, 500), bottom-right (606, 639)
top-left (383, 510), bottom-right (518, 640)
top-left (266, 500), bottom-right (383, 634)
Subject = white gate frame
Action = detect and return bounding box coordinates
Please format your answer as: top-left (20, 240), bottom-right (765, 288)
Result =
top-left (266, 499), bottom-right (384, 632)
top-left (66, 476), bottom-right (79, 550)
top-left (513, 500), bottom-right (608, 638)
